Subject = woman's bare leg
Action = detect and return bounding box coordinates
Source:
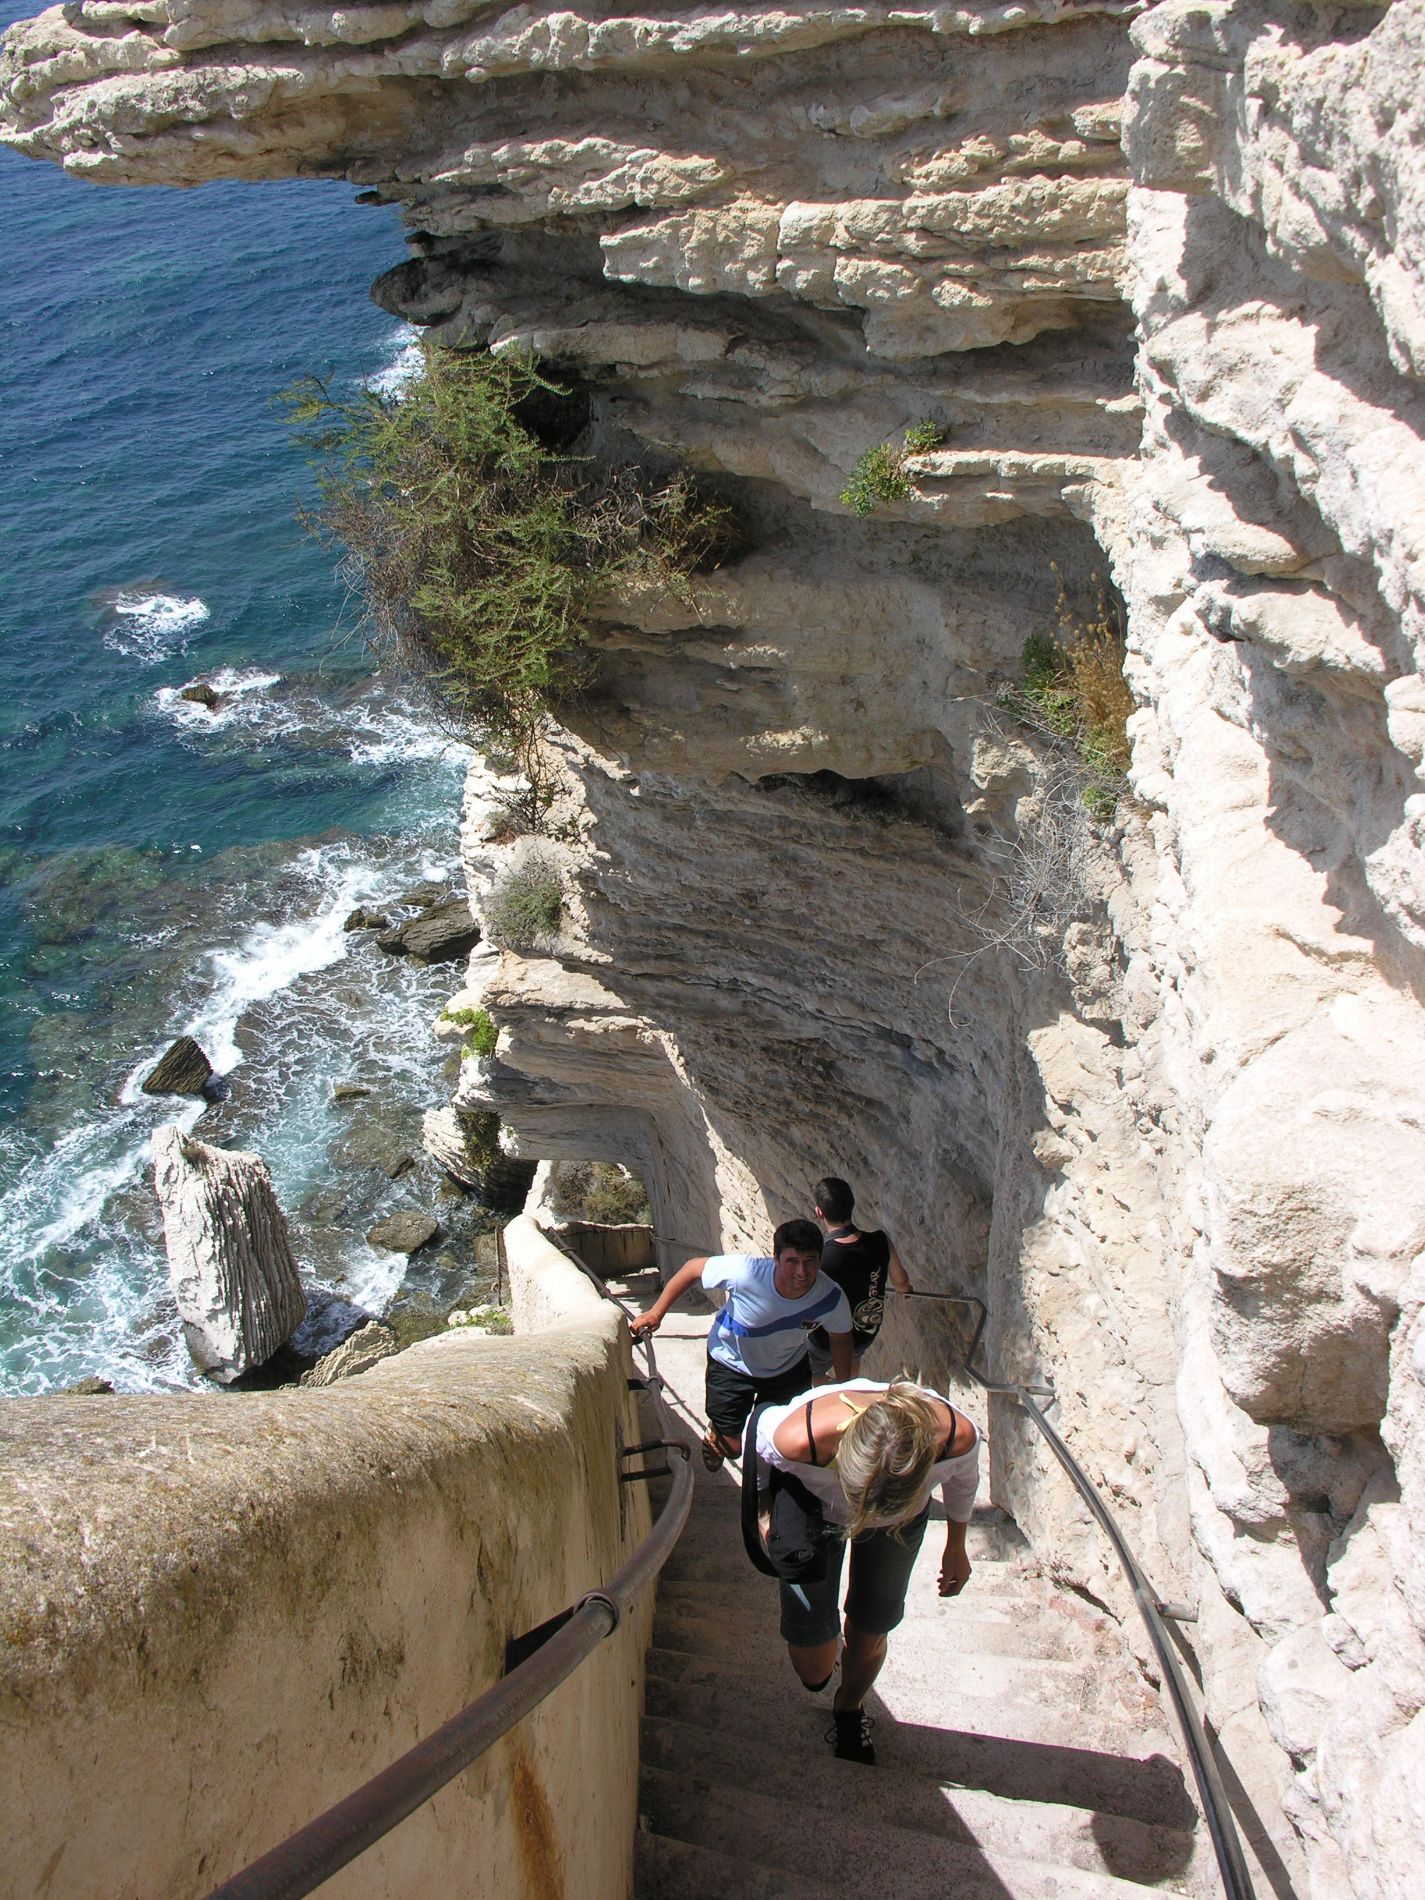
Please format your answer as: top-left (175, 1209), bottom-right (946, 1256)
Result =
top-left (833, 1620), bottom-right (887, 1711)
top-left (787, 1638), bottom-right (838, 1690)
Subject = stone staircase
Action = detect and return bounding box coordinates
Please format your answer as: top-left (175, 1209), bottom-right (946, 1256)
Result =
top-left (622, 1280), bottom-right (1209, 1900)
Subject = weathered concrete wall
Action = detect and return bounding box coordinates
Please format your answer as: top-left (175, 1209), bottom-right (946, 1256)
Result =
top-left (0, 1215), bottom-right (651, 1900)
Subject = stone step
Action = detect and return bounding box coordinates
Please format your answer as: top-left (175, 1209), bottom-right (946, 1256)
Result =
top-left (654, 1582), bottom-right (1094, 1661)
top-left (641, 1714), bottom-right (1201, 1889)
top-left (660, 1526), bottom-right (1036, 1593)
top-left (649, 1606), bottom-right (1105, 1709)
top-left (639, 1763), bottom-right (1195, 1900)
top-left (637, 1831), bottom-right (827, 1900)
top-left (644, 1659), bottom-right (1186, 1819)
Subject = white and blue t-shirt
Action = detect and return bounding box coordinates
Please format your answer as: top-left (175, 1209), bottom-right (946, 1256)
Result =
top-left (703, 1254), bottom-right (852, 1379)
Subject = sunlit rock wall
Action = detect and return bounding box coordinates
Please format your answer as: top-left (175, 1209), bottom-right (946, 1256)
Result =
top-left (4, 3), bottom-right (1424, 1893)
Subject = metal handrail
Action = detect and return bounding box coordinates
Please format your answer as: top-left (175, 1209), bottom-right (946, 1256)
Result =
top-left (204, 1257), bottom-right (693, 1900)
top-left (924, 1292), bottom-right (1255, 1900)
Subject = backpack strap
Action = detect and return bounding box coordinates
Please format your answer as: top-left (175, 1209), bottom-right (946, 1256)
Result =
top-left (740, 1402), bottom-right (779, 1578)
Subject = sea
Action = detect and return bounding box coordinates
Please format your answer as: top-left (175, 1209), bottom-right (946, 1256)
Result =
top-left (0, 5), bottom-right (489, 1394)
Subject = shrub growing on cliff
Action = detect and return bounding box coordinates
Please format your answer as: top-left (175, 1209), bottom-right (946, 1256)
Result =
top-left (483, 850), bottom-right (565, 952)
top-left (840, 418), bottom-right (943, 517)
top-left (546, 1160), bottom-right (651, 1226)
top-left (283, 341), bottom-right (736, 812)
top-left (1003, 569), bottom-right (1134, 814)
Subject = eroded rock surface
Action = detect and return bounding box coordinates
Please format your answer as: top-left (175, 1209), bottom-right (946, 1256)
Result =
top-left (152, 1124), bottom-right (307, 1381)
top-left (6, 4), bottom-right (1425, 1892)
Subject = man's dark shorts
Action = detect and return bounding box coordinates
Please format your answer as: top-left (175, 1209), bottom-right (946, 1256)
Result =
top-left (778, 1505), bottom-right (930, 1646)
top-left (705, 1353), bottom-right (813, 1443)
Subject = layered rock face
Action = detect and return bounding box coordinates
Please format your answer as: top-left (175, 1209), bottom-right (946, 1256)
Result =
top-left (5, 3), bottom-right (1424, 1894)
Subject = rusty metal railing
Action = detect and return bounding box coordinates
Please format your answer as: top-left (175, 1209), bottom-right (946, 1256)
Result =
top-left (204, 1249), bottom-right (691, 1900)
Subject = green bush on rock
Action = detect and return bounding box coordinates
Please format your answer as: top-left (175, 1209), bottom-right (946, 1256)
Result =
top-left (483, 851), bottom-right (565, 953)
top-left (840, 418), bottom-right (943, 517)
top-left (283, 341), bottom-right (737, 819)
top-left (442, 1005), bottom-right (499, 1059)
top-left (1002, 569), bottom-right (1135, 815)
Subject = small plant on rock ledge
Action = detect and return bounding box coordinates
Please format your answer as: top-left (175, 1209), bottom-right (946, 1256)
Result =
top-left (840, 417), bottom-right (943, 517)
top-left (441, 1005), bottom-right (499, 1060)
top-left (1001, 567), bottom-right (1134, 817)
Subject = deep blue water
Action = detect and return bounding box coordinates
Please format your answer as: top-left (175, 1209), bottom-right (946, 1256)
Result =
top-left (0, 5), bottom-right (476, 1392)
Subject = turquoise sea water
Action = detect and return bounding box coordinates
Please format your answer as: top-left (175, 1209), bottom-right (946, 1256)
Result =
top-left (0, 9), bottom-right (477, 1392)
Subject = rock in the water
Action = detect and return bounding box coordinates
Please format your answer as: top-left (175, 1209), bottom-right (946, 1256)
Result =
top-left (179, 680), bottom-right (220, 708)
top-left (142, 1036), bottom-right (215, 1097)
top-left (152, 1125), bottom-right (307, 1383)
top-left (299, 1320), bottom-right (400, 1387)
top-left (343, 907), bottom-right (388, 933)
top-left (58, 1375), bottom-right (114, 1395)
top-left (376, 899), bottom-right (480, 965)
top-left (398, 879), bottom-right (451, 908)
top-left (366, 1210), bottom-right (441, 1254)
top-left (332, 1083), bottom-right (372, 1102)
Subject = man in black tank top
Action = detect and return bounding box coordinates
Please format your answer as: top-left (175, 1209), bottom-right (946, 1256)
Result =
top-left (806, 1175), bottom-right (912, 1378)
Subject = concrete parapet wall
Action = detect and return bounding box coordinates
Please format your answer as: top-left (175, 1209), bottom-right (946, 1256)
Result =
top-left (0, 1216), bottom-right (651, 1900)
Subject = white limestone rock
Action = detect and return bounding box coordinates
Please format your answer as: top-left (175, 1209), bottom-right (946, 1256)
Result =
top-left (152, 1125), bottom-right (307, 1382)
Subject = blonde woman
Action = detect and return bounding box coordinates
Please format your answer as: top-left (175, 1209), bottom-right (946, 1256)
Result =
top-left (755, 1377), bottom-right (980, 1765)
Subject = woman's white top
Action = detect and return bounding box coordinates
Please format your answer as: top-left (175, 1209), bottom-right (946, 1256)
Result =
top-left (754, 1378), bottom-right (981, 1527)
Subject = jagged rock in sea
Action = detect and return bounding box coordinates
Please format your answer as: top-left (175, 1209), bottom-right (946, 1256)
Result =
top-left (299, 1319), bottom-right (400, 1387)
top-left (152, 1125), bottom-right (307, 1382)
top-left (57, 1375), bottom-right (114, 1395)
top-left (179, 679), bottom-right (220, 708)
top-left (141, 1035), bottom-right (215, 1097)
top-left (342, 906), bottom-right (388, 933)
top-left (366, 1209), bottom-right (440, 1254)
top-left (375, 898), bottom-right (480, 965)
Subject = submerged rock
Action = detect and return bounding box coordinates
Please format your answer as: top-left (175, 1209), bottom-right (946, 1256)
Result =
top-left (152, 1125), bottom-right (307, 1383)
top-left (142, 1036), bottom-right (215, 1097)
top-left (299, 1319), bottom-right (400, 1387)
top-left (367, 1210), bottom-right (441, 1254)
top-left (331, 1082), bottom-right (372, 1103)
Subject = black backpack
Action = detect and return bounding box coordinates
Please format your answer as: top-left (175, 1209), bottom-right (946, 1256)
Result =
top-left (740, 1401), bottom-right (837, 1584)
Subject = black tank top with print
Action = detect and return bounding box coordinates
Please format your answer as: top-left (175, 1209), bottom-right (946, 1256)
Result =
top-left (818, 1227), bottom-right (891, 1341)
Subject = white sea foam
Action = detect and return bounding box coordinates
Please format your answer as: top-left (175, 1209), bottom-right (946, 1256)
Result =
top-left (104, 590), bottom-right (211, 662)
top-left (346, 699), bottom-right (475, 768)
top-left (154, 668), bottom-right (284, 731)
top-left (0, 1111), bottom-right (199, 1394)
top-left (6, 833), bottom-right (465, 1394)
top-left (364, 323), bottom-right (424, 398)
top-left (120, 838), bottom-right (460, 1090)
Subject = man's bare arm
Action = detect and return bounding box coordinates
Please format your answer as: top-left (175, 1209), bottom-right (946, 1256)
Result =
top-left (887, 1237), bottom-right (912, 1297)
top-left (628, 1258), bottom-right (708, 1337)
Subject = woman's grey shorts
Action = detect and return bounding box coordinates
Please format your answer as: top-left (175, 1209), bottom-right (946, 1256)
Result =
top-left (778, 1505), bottom-right (929, 1645)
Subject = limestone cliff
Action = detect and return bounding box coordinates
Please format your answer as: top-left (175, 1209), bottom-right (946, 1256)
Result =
top-left (4, 4), bottom-right (1423, 1894)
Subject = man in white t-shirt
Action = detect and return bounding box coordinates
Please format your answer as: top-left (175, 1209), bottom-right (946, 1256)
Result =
top-left (630, 1219), bottom-right (854, 1469)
